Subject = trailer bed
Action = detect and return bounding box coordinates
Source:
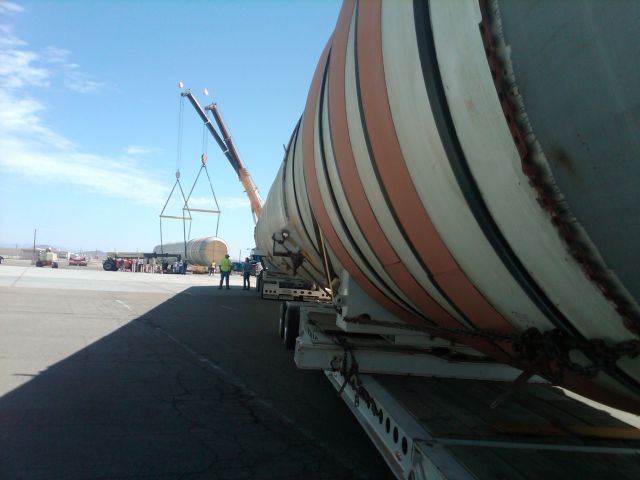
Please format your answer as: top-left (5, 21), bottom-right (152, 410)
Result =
top-left (326, 373), bottom-right (640, 479)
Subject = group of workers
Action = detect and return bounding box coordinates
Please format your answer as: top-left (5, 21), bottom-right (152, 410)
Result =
top-left (211, 254), bottom-right (254, 290)
top-left (115, 257), bottom-right (147, 272)
top-left (160, 258), bottom-right (187, 274)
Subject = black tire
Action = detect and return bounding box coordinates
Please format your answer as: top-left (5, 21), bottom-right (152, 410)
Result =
top-left (283, 305), bottom-right (300, 350)
top-left (278, 302), bottom-right (288, 338)
top-left (52, 262), bottom-right (58, 269)
top-left (35, 260), bottom-right (43, 267)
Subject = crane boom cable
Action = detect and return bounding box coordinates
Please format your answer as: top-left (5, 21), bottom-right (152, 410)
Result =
top-left (181, 87), bottom-right (262, 222)
top-left (176, 95), bottom-right (185, 172)
top-left (181, 90), bottom-right (230, 157)
top-left (160, 179), bottom-right (179, 216)
top-left (201, 124), bottom-right (220, 237)
top-left (176, 178), bottom-right (190, 251)
top-left (158, 90), bottom-right (194, 261)
top-left (203, 166), bottom-right (222, 237)
top-left (201, 122), bottom-right (208, 159)
top-left (181, 114), bottom-right (220, 242)
top-left (184, 166), bottom-right (204, 207)
top-left (159, 175), bottom-right (191, 256)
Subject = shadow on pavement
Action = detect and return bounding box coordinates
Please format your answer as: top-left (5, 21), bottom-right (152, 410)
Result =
top-left (0, 286), bottom-right (392, 480)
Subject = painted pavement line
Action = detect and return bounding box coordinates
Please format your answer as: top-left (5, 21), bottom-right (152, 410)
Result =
top-left (9, 267), bottom-right (29, 288)
top-left (115, 299), bottom-right (132, 310)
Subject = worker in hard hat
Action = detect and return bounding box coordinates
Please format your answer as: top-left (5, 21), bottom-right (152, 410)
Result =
top-left (218, 254), bottom-right (232, 290)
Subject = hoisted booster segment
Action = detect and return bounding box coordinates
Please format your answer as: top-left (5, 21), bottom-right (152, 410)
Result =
top-left (153, 237), bottom-right (227, 267)
top-left (255, 0), bottom-right (640, 414)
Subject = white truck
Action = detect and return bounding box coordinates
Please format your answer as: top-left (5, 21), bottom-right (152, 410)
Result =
top-left (34, 248), bottom-right (58, 268)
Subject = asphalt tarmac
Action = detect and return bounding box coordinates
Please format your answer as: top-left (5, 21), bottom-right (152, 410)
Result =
top-left (0, 264), bottom-right (393, 479)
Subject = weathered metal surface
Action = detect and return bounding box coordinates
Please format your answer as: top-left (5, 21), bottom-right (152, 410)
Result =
top-left (255, 0), bottom-right (640, 413)
top-left (496, 0), bottom-right (640, 310)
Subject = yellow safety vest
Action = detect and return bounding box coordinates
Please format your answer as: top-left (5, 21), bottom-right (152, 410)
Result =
top-left (219, 257), bottom-right (232, 272)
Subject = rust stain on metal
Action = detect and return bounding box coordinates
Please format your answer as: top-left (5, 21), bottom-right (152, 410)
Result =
top-left (548, 145), bottom-right (574, 174)
top-left (464, 98), bottom-right (477, 115)
top-left (478, 0), bottom-right (639, 336)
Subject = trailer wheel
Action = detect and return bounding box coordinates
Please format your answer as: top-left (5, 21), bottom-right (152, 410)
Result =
top-left (52, 262), bottom-right (58, 269)
top-left (283, 304), bottom-right (300, 350)
top-left (278, 302), bottom-right (288, 338)
top-left (35, 260), bottom-right (43, 267)
top-left (103, 259), bottom-right (116, 271)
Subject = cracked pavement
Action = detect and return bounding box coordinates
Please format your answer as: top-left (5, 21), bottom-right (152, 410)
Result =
top-left (0, 265), bottom-right (392, 479)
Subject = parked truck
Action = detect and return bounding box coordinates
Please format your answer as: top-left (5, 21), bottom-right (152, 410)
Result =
top-left (34, 247), bottom-right (58, 268)
top-left (68, 253), bottom-right (87, 266)
top-left (253, 1), bottom-right (640, 478)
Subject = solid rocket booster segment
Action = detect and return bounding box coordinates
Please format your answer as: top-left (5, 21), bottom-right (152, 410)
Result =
top-left (153, 237), bottom-right (228, 267)
top-left (254, 0), bottom-right (640, 414)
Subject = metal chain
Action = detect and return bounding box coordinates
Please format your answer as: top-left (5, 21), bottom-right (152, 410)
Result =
top-left (330, 335), bottom-right (384, 421)
top-left (331, 316), bottom-right (640, 391)
top-left (513, 327), bottom-right (640, 381)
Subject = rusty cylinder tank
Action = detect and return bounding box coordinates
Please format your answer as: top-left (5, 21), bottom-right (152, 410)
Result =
top-left (153, 237), bottom-right (228, 267)
top-left (255, 0), bottom-right (640, 414)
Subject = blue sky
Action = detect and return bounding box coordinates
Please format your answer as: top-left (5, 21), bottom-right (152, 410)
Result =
top-left (0, 0), bottom-right (340, 258)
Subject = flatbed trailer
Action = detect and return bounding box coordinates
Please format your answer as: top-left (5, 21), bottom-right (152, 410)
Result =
top-left (285, 303), bottom-right (640, 480)
top-left (327, 373), bottom-right (640, 480)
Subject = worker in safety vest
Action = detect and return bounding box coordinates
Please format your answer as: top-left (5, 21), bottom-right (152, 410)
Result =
top-left (218, 254), bottom-right (232, 290)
